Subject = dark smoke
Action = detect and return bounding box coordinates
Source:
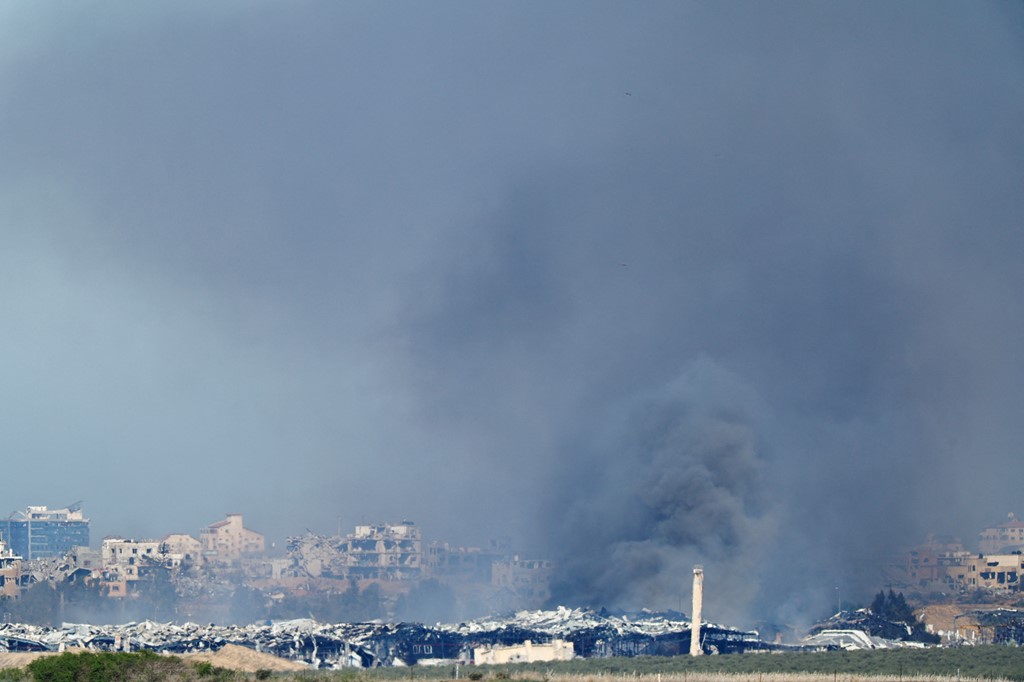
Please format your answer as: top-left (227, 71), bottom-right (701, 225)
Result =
top-left (548, 359), bottom-right (775, 624)
top-left (2, 2), bottom-right (1023, 630)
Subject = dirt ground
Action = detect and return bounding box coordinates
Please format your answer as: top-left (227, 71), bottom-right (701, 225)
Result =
top-left (182, 644), bottom-right (310, 672)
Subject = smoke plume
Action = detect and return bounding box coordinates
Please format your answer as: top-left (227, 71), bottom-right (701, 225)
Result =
top-left (548, 360), bottom-right (775, 624)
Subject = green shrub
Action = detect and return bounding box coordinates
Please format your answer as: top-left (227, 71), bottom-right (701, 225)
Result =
top-left (26, 650), bottom-right (191, 682)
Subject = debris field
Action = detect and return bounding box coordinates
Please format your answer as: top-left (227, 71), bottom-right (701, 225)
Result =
top-left (0, 606), bottom-right (771, 668)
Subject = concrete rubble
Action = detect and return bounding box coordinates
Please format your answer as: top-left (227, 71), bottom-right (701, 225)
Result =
top-left (0, 607), bottom-right (774, 668)
top-left (801, 629), bottom-right (906, 650)
top-left (440, 606), bottom-right (770, 657)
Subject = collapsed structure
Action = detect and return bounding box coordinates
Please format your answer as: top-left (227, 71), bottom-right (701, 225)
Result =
top-left (0, 607), bottom-right (771, 667)
top-left (283, 523), bottom-right (551, 611)
top-left (952, 609), bottom-right (1024, 645)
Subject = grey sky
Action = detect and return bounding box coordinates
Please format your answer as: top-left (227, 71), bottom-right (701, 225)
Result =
top-left (2, 2), bottom-right (1023, 623)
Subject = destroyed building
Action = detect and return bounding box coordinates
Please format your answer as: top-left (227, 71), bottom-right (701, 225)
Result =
top-left (947, 553), bottom-right (1024, 591)
top-left (0, 607), bottom-right (776, 667)
top-left (425, 539), bottom-right (510, 582)
top-left (161, 534), bottom-right (203, 568)
top-left (343, 522), bottom-right (422, 580)
top-left (102, 538), bottom-right (163, 579)
top-left (201, 514), bottom-right (265, 565)
top-left (286, 522), bottom-right (423, 581)
top-left (491, 557), bottom-right (553, 604)
top-left (99, 538), bottom-right (170, 597)
top-left (0, 504), bottom-right (89, 560)
top-left (953, 609), bottom-right (1024, 645)
top-left (896, 525), bottom-right (1024, 593)
top-left (0, 540), bottom-right (21, 599)
top-left (903, 535), bottom-right (969, 585)
top-left (280, 524), bottom-right (552, 618)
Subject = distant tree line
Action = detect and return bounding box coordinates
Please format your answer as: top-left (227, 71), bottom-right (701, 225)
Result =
top-left (870, 588), bottom-right (940, 643)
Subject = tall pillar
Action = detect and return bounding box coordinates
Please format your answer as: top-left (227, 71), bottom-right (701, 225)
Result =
top-left (690, 565), bottom-right (704, 656)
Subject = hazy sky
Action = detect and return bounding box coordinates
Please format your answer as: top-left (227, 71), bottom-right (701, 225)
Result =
top-left (2, 2), bottom-right (1023, 624)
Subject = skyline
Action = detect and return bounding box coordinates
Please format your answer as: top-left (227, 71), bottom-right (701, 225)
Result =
top-left (2, 2), bottom-right (1023, 626)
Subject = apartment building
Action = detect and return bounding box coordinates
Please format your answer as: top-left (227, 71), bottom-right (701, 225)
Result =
top-left (200, 514), bottom-right (265, 564)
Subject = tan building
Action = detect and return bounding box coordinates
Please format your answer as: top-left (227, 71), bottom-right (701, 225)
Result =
top-left (474, 639), bottom-right (573, 664)
top-left (0, 540), bottom-right (21, 599)
top-left (980, 513), bottom-right (1024, 554)
top-left (341, 522), bottom-right (422, 580)
top-left (425, 540), bottom-right (510, 581)
top-left (492, 556), bottom-right (553, 603)
top-left (161, 533), bottom-right (203, 567)
top-left (101, 538), bottom-right (163, 580)
top-left (200, 514), bottom-right (265, 564)
top-left (947, 553), bottom-right (1024, 590)
top-left (905, 535), bottom-right (969, 586)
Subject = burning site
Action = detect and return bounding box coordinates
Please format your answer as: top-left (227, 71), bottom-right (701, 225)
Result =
top-left (2, 0), bottom-right (1024, 675)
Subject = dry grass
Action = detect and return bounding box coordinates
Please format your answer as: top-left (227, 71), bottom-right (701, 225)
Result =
top-left (499, 674), bottom-right (1005, 682)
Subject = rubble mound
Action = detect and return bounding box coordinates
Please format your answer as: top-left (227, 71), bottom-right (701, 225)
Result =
top-left (440, 606), bottom-right (767, 657)
top-left (183, 643), bottom-right (309, 672)
top-left (808, 608), bottom-right (938, 644)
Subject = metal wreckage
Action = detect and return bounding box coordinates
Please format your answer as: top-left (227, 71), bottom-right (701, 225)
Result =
top-left (0, 607), bottom-right (775, 668)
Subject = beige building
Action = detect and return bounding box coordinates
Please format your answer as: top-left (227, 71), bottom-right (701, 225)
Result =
top-left (474, 639), bottom-right (574, 664)
top-left (980, 513), bottom-right (1024, 554)
top-left (200, 514), bottom-right (265, 564)
top-left (947, 553), bottom-right (1024, 590)
top-left (102, 538), bottom-right (163, 580)
top-left (161, 533), bottom-right (203, 567)
top-left (341, 521), bottom-right (423, 580)
top-left (492, 556), bottom-right (553, 603)
top-left (425, 540), bottom-right (510, 581)
top-left (904, 535), bottom-right (970, 586)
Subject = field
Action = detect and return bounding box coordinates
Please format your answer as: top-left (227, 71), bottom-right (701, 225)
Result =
top-left (372, 648), bottom-right (1024, 682)
top-left (3, 647), bottom-right (1024, 682)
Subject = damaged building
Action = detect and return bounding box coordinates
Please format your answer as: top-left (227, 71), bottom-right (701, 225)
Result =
top-left (426, 539), bottom-right (511, 582)
top-left (0, 504), bottom-right (89, 561)
top-left (953, 609), bottom-right (1024, 645)
top-left (342, 522), bottom-right (422, 580)
top-left (161, 534), bottom-right (204, 568)
top-left (897, 527), bottom-right (1024, 593)
top-left (0, 540), bottom-right (21, 599)
top-left (491, 557), bottom-right (553, 604)
top-left (282, 523), bottom-right (551, 614)
top-left (903, 535), bottom-right (971, 586)
top-left (947, 553), bottom-right (1024, 590)
top-left (285, 522), bottom-right (423, 581)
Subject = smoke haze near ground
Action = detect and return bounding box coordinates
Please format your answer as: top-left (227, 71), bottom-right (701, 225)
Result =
top-left (2, 2), bottom-right (1023, 625)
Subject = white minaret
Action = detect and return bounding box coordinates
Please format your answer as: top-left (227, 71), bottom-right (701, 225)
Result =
top-left (690, 565), bottom-right (704, 656)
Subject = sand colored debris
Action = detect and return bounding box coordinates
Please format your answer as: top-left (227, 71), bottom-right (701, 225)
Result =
top-left (183, 643), bottom-right (308, 672)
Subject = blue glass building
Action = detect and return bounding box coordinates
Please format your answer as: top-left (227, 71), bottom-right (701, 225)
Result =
top-left (0, 505), bottom-right (90, 560)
